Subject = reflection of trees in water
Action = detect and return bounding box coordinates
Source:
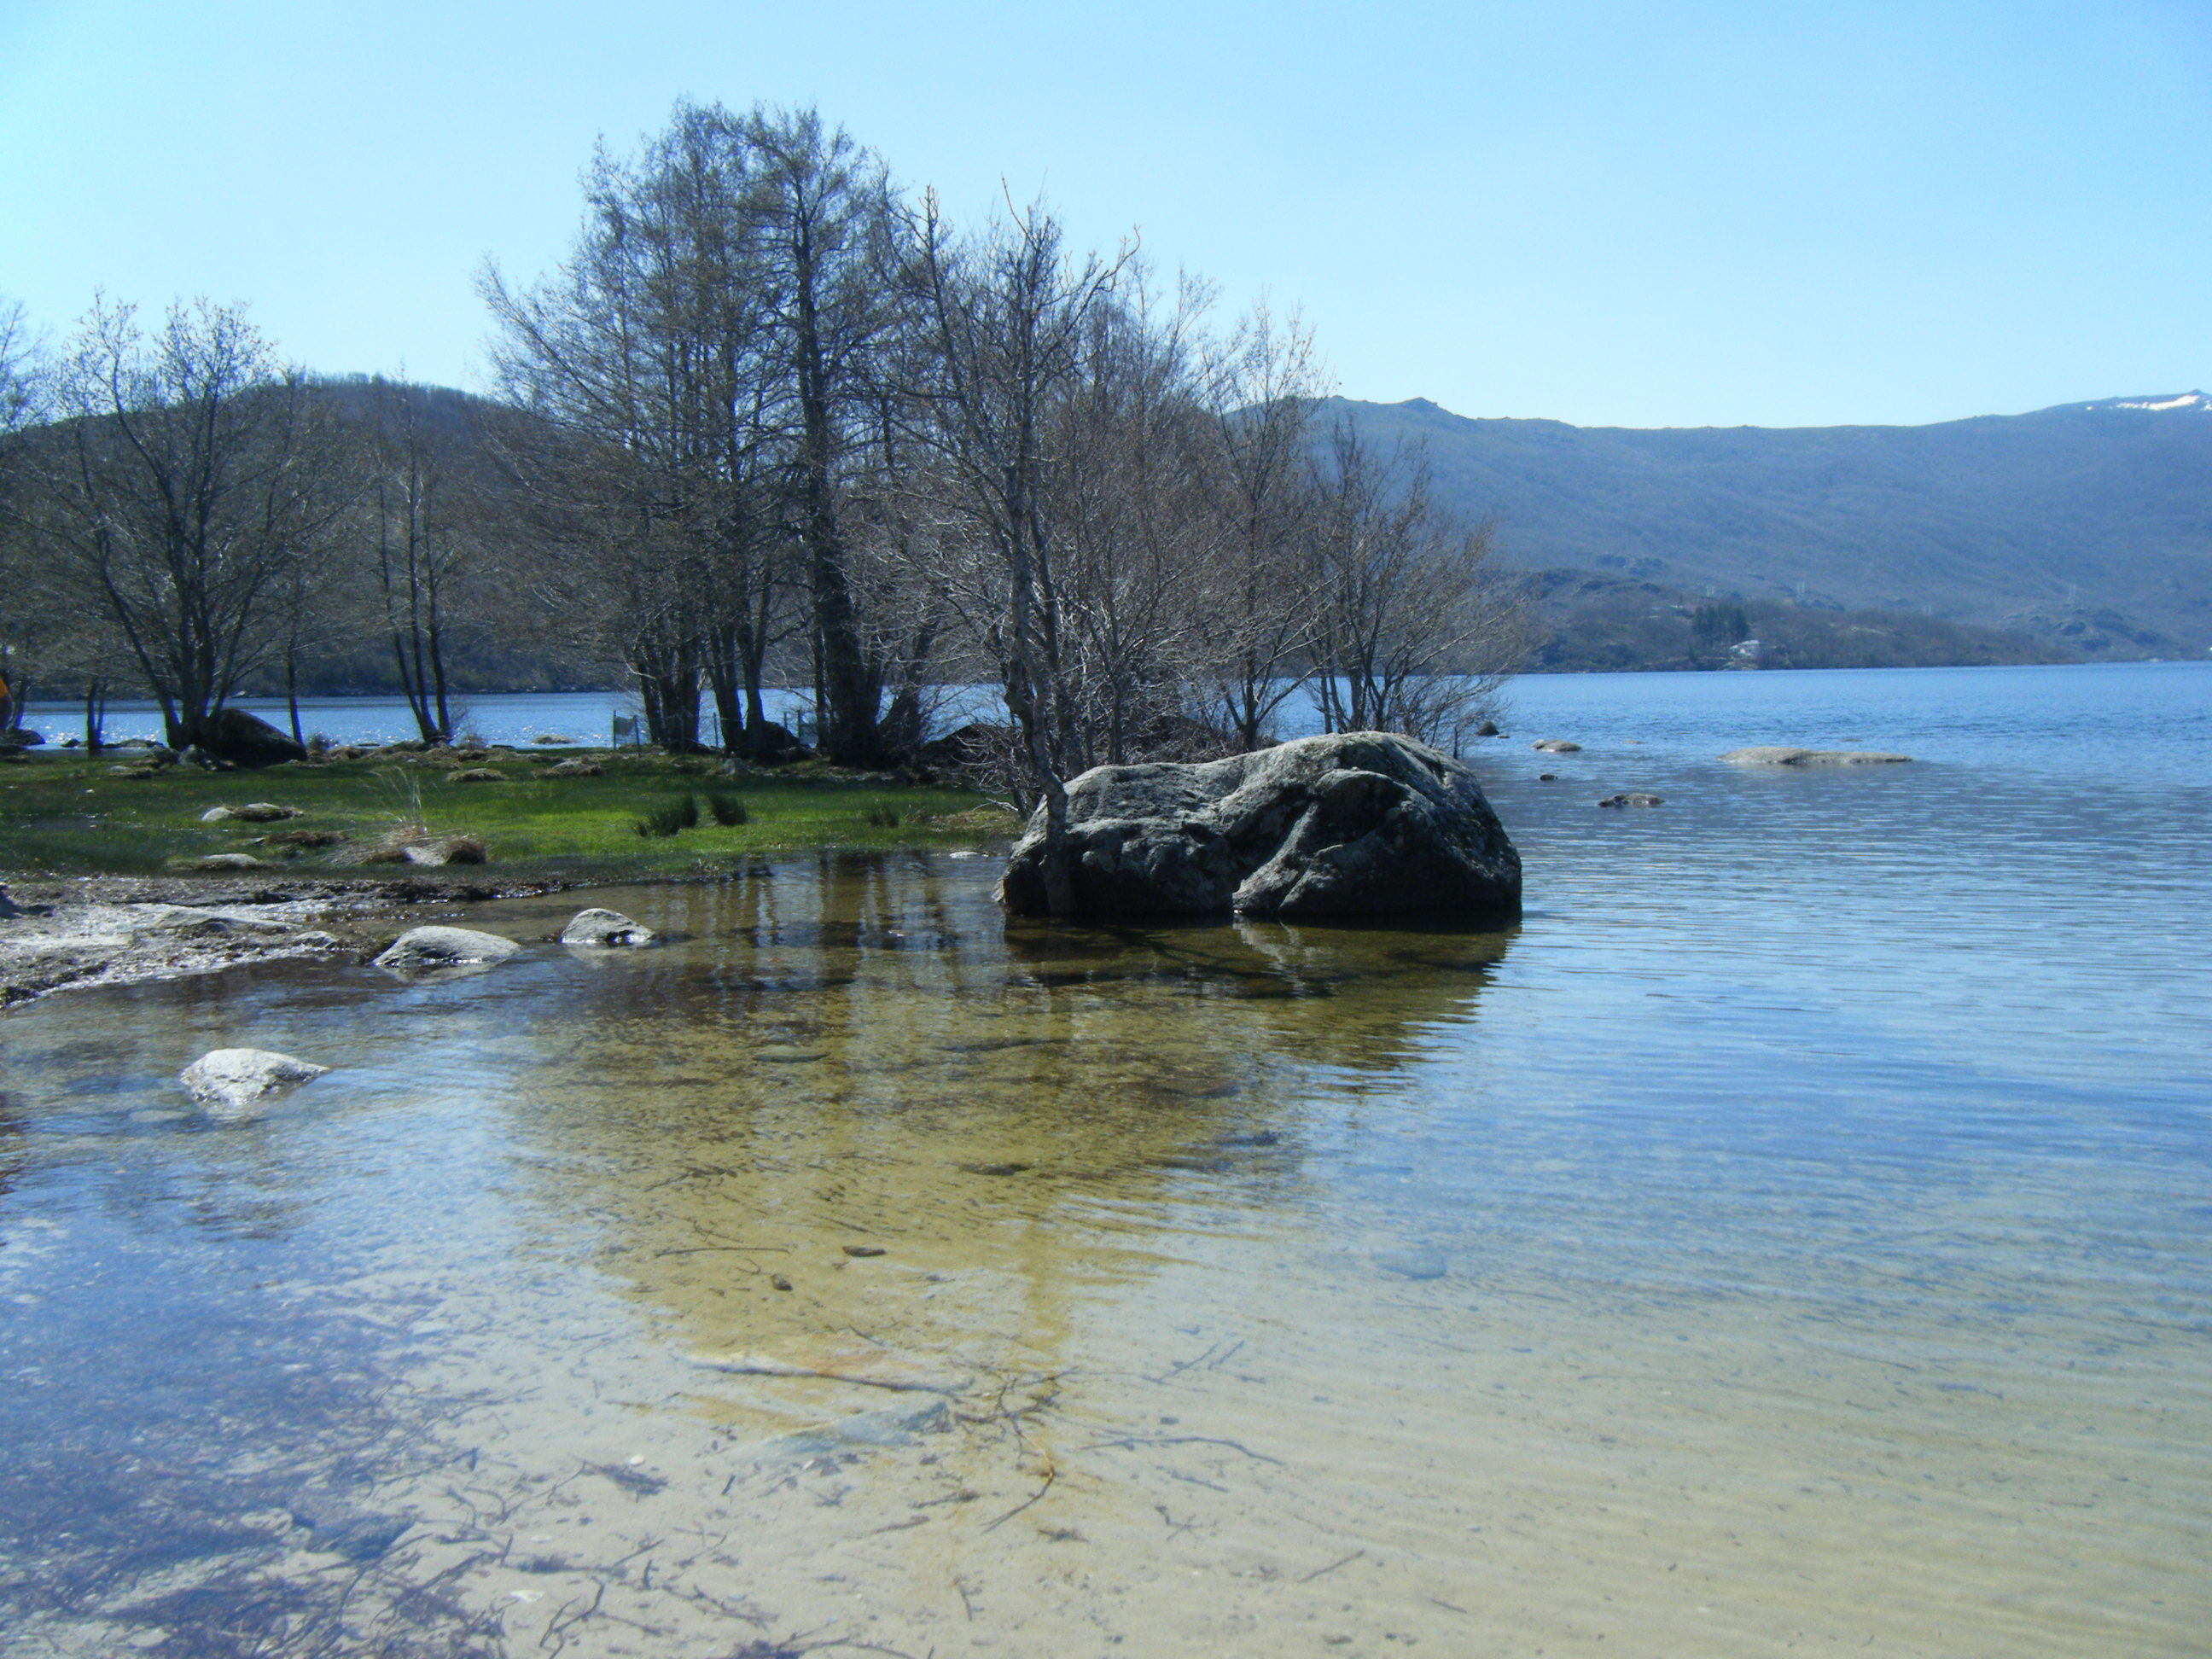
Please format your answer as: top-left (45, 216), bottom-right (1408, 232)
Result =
top-left (495, 853), bottom-right (1515, 1369)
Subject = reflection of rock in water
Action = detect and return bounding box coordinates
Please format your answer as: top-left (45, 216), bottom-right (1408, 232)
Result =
top-left (481, 855), bottom-right (1514, 1411)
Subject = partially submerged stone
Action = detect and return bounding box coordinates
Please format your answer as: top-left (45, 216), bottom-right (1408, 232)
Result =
top-left (1720, 747), bottom-right (1912, 766)
top-left (372, 925), bottom-right (521, 974)
top-left (998, 731), bottom-right (1521, 923)
top-left (1599, 793), bottom-right (1665, 808)
top-left (180, 1047), bottom-right (330, 1120)
top-left (559, 907), bottom-right (655, 948)
top-left (1530, 738), bottom-right (1581, 754)
top-left (189, 853), bottom-right (265, 870)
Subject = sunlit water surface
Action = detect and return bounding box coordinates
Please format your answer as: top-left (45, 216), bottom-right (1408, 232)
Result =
top-left (3, 663), bottom-right (2207, 1657)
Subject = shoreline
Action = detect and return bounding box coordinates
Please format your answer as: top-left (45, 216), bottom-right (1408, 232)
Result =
top-left (0, 872), bottom-right (587, 1008)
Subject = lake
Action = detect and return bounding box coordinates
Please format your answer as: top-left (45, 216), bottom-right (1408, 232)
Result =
top-left (2, 661), bottom-right (2207, 1656)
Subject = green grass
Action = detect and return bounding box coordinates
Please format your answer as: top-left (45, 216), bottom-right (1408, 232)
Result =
top-left (0, 748), bottom-right (1019, 880)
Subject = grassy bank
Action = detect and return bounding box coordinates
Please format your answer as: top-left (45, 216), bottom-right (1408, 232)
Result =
top-left (0, 746), bottom-right (1019, 880)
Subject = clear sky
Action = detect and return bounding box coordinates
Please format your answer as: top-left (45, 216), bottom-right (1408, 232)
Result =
top-left (2, 0), bottom-right (2206, 429)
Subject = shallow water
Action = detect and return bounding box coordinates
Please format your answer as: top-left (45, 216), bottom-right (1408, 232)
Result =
top-left (3, 663), bottom-right (2208, 1656)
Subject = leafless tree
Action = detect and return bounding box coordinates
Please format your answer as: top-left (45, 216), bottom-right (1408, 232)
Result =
top-left (906, 193), bottom-right (1126, 911)
top-left (1188, 303), bottom-right (1327, 750)
top-left (742, 106), bottom-right (913, 765)
top-left (0, 298), bottom-right (49, 731)
top-left (352, 377), bottom-right (480, 742)
top-left (484, 105), bottom-right (792, 753)
top-left (25, 299), bottom-right (347, 748)
top-left (1307, 421), bottom-right (1528, 749)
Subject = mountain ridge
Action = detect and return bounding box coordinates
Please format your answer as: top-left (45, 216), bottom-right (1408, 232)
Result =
top-left (1323, 392), bottom-right (2212, 658)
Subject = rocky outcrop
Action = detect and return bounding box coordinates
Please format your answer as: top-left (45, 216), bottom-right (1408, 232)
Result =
top-left (559, 908), bottom-right (655, 948)
top-left (1720, 747), bottom-right (1912, 765)
top-left (998, 731), bottom-right (1521, 923)
top-left (372, 925), bottom-right (520, 974)
top-left (180, 1047), bottom-right (330, 1120)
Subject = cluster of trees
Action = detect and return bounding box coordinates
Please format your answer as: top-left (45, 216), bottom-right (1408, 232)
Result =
top-left (1, 103), bottom-right (1526, 901)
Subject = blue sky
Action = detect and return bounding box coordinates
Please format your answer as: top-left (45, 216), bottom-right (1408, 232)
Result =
top-left (2, 0), bottom-right (2205, 428)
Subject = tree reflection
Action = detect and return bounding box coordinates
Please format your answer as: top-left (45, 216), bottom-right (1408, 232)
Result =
top-left (486, 854), bottom-right (1516, 1393)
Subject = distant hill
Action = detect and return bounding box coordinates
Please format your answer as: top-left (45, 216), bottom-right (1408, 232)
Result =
top-left (1322, 393), bottom-right (2212, 661)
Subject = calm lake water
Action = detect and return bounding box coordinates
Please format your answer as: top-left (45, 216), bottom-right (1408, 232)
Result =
top-left (2, 662), bottom-right (2207, 1656)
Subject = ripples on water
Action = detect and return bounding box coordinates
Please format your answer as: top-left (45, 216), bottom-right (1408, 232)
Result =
top-left (1, 663), bottom-right (2206, 1656)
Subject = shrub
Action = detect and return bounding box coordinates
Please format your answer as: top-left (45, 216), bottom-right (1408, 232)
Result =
top-left (864, 802), bottom-right (903, 828)
top-left (634, 795), bottom-right (699, 838)
top-left (704, 791), bottom-right (749, 826)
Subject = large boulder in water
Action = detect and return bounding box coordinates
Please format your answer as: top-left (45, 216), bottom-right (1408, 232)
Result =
top-left (196, 708), bottom-right (307, 768)
top-left (998, 731), bottom-right (1522, 923)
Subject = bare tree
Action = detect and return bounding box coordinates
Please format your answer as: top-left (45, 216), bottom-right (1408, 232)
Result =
top-left (486, 103), bottom-right (817, 755)
top-left (1189, 304), bottom-right (1327, 750)
top-left (1307, 421), bottom-right (1527, 749)
top-left (353, 377), bottom-right (479, 741)
top-left (908, 193), bottom-right (1124, 912)
top-left (0, 298), bottom-right (49, 732)
top-left (26, 299), bottom-right (346, 749)
top-left (743, 107), bottom-right (911, 765)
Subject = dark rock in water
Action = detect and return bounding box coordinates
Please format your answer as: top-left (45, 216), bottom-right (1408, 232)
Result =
top-left (0, 728), bottom-right (44, 748)
top-left (1598, 793), bottom-right (1665, 808)
top-left (998, 731), bottom-right (1522, 923)
top-left (1473, 719), bottom-right (1500, 737)
top-left (1531, 738), bottom-right (1581, 754)
top-left (195, 708), bottom-right (307, 768)
top-left (735, 720), bottom-right (812, 764)
top-left (1720, 746), bottom-right (1912, 766)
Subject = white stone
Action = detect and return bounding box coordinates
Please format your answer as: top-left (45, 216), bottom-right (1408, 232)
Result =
top-left (180, 1047), bottom-right (330, 1120)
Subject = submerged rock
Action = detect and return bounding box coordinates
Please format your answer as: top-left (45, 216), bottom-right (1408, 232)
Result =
top-left (372, 925), bottom-right (521, 974)
top-left (998, 731), bottom-right (1521, 923)
top-left (1599, 793), bottom-right (1665, 808)
top-left (1720, 747), bottom-right (1912, 765)
top-left (1531, 739), bottom-right (1582, 754)
top-left (180, 1047), bottom-right (330, 1119)
top-left (559, 907), bottom-right (655, 948)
